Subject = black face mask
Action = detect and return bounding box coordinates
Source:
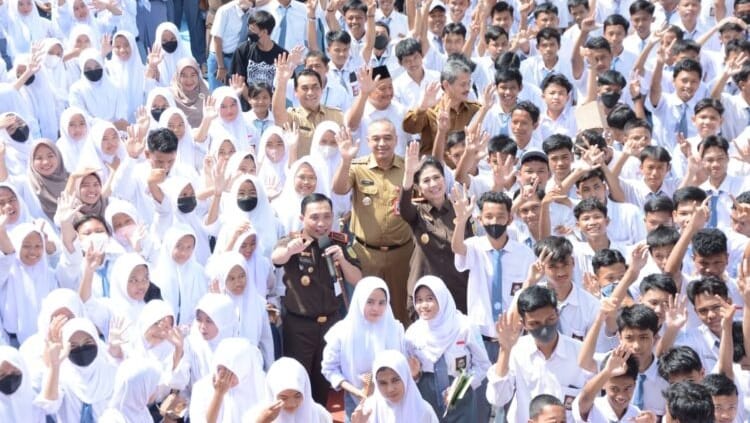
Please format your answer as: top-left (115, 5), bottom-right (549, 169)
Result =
top-left (247, 32), bottom-right (259, 44)
top-left (177, 196), bottom-right (197, 213)
top-left (374, 35), bottom-right (389, 50)
top-left (237, 196), bottom-right (258, 212)
top-left (9, 125), bottom-right (29, 142)
top-left (84, 68), bottom-right (103, 82)
top-left (599, 91), bottom-right (621, 108)
top-left (151, 107), bottom-right (166, 121)
top-left (68, 344), bottom-right (97, 367)
top-left (24, 74), bottom-right (35, 86)
top-left (483, 224), bottom-right (507, 239)
top-left (740, 13), bottom-right (750, 24)
top-left (0, 373), bottom-right (22, 395)
top-left (162, 40), bottom-right (178, 53)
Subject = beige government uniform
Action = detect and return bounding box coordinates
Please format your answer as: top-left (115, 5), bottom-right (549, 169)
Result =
top-left (347, 154), bottom-right (414, 324)
top-left (287, 105), bottom-right (344, 156)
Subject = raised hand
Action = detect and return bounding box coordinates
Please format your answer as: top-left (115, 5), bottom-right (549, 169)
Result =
top-left (203, 95), bottom-right (218, 121)
top-left (407, 355), bottom-right (421, 379)
top-left (286, 236), bottom-right (314, 255)
top-left (274, 52), bottom-right (294, 83)
top-left (404, 141), bottom-right (420, 179)
top-left (725, 51), bottom-right (749, 77)
top-left (688, 196), bottom-right (711, 231)
top-left (335, 126), bottom-right (359, 160)
top-left (527, 246), bottom-right (552, 284)
top-left (357, 66), bottom-right (379, 96)
top-left (257, 400), bottom-right (284, 423)
top-left (100, 33), bottom-right (113, 57)
top-left (665, 294), bottom-right (688, 330)
top-left (351, 400), bottom-right (373, 423)
top-left (629, 242), bottom-right (650, 273)
top-left (731, 139), bottom-right (750, 163)
top-left (125, 124), bottom-right (146, 159)
top-left (629, 70), bottom-right (642, 99)
top-left (495, 312), bottom-right (522, 351)
top-left (288, 45), bottom-right (305, 68)
top-left (306, 0), bottom-right (318, 17)
top-left (419, 81), bottom-right (441, 110)
top-left (282, 121), bottom-right (300, 147)
top-left (718, 295), bottom-right (736, 331)
top-left (212, 158), bottom-right (229, 195)
top-left (436, 100), bottom-right (450, 133)
top-left (583, 272), bottom-right (600, 297)
top-left (44, 315), bottom-right (69, 368)
top-left (108, 316), bottom-right (129, 348)
top-left (450, 184), bottom-right (475, 222)
top-left (147, 44), bottom-right (164, 69)
top-left (491, 152), bottom-right (516, 190)
top-left (54, 191), bottom-right (83, 225)
top-left (213, 366), bottom-right (234, 396)
top-left (604, 345), bottom-right (631, 377)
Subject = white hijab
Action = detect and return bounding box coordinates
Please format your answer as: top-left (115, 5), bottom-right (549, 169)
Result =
top-left (365, 350), bottom-right (437, 422)
top-left (40, 38), bottom-right (70, 104)
top-left (208, 126), bottom-right (240, 163)
top-left (0, 112), bottom-right (33, 177)
top-left (70, 48), bottom-right (124, 122)
top-left (145, 86), bottom-right (177, 129)
top-left (273, 157), bottom-right (327, 234)
top-left (78, 120), bottom-right (124, 183)
top-left (230, 226), bottom-right (272, 297)
top-left (256, 126), bottom-right (288, 197)
top-left (158, 107), bottom-right (198, 170)
top-left (309, 121), bottom-right (350, 221)
top-left (160, 176), bottom-right (210, 263)
top-left (104, 198), bottom-right (140, 250)
top-left (0, 346), bottom-right (43, 422)
top-left (13, 54), bottom-right (59, 139)
top-left (154, 22), bottom-right (193, 86)
top-left (152, 224), bottom-right (207, 325)
top-left (406, 276), bottom-right (464, 364)
top-left (187, 293), bottom-right (238, 383)
top-left (219, 175), bottom-right (281, 257)
top-left (64, 25), bottom-right (96, 85)
top-left (60, 317), bottom-right (116, 404)
top-left (2, 223), bottom-right (56, 343)
top-left (258, 357), bottom-right (323, 423)
top-left (109, 253), bottom-right (149, 324)
top-left (210, 86), bottom-right (256, 152)
top-left (208, 252), bottom-right (266, 345)
top-left (207, 338), bottom-right (266, 422)
top-left (104, 359), bottom-right (162, 423)
top-left (0, 183), bottom-right (33, 232)
top-left (107, 31), bottom-right (146, 122)
top-left (130, 300), bottom-right (176, 365)
top-left (57, 107), bottom-right (92, 173)
top-left (324, 277), bottom-right (405, 388)
top-left (5, 0), bottom-right (51, 57)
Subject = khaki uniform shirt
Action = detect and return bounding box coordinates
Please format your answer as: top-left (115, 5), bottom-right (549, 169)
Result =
top-left (402, 101), bottom-right (481, 155)
top-left (287, 105), bottom-right (344, 156)
top-left (347, 155), bottom-right (411, 247)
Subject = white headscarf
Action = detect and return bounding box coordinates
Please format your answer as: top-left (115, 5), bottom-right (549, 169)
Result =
top-left (219, 175), bottom-right (281, 257)
top-left (57, 107), bottom-right (92, 173)
top-left (209, 338), bottom-right (266, 422)
top-left (104, 359), bottom-right (162, 423)
top-left (273, 157), bottom-right (327, 234)
top-left (145, 86), bottom-right (177, 129)
top-left (130, 299), bottom-right (176, 365)
top-left (109, 253), bottom-right (149, 324)
top-left (60, 317), bottom-right (116, 404)
top-left (40, 38), bottom-right (70, 104)
top-left (5, 0), bottom-right (52, 57)
top-left (152, 224), bottom-right (207, 325)
top-left (208, 126), bottom-right (240, 163)
top-left (154, 22), bottom-right (192, 85)
top-left (69, 48), bottom-right (125, 122)
top-left (158, 107), bottom-right (198, 170)
top-left (229, 225), bottom-right (272, 296)
top-left (13, 54), bottom-right (59, 139)
top-left (256, 126), bottom-right (288, 197)
top-left (210, 86), bottom-right (257, 152)
top-left (0, 183), bottom-right (31, 232)
top-left (309, 121), bottom-right (351, 221)
top-left (78, 120), bottom-right (124, 183)
top-left (187, 293), bottom-right (238, 383)
top-left (406, 276), bottom-right (464, 364)
top-left (64, 25), bottom-right (96, 85)
top-left (160, 176), bottom-right (210, 263)
top-left (365, 350), bottom-right (437, 422)
top-left (2, 223), bottom-right (56, 343)
top-left (324, 277), bottom-right (404, 388)
top-left (261, 357), bottom-right (319, 423)
top-left (106, 31), bottom-right (146, 122)
top-left (208, 252), bottom-right (267, 345)
top-left (0, 346), bottom-right (42, 422)
top-left (0, 112), bottom-right (33, 176)
top-left (104, 198), bottom-right (140, 249)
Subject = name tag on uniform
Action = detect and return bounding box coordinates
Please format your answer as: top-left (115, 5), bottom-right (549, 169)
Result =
top-left (510, 282), bottom-right (523, 296)
top-left (563, 395), bottom-right (575, 411)
top-left (361, 179), bottom-right (375, 186)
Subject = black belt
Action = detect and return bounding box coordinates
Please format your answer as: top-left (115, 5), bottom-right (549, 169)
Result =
top-left (286, 310), bottom-right (337, 324)
top-left (354, 236), bottom-right (409, 251)
top-left (482, 335), bottom-right (497, 343)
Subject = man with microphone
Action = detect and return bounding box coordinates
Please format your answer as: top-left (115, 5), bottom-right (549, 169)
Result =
top-left (271, 193), bottom-right (362, 405)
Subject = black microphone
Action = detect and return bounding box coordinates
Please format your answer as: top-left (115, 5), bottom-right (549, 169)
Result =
top-left (318, 235), bottom-right (340, 282)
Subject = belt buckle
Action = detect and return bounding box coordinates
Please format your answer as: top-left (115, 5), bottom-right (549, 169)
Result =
top-left (316, 315), bottom-right (328, 324)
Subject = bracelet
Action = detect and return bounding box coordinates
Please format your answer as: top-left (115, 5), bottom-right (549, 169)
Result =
top-left (632, 93), bottom-right (643, 101)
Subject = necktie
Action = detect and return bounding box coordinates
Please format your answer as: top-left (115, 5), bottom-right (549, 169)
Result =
top-left (745, 107), bottom-right (750, 125)
top-left (640, 38), bottom-right (647, 51)
top-left (677, 103), bottom-right (688, 137)
top-left (253, 119), bottom-right (268, 134)
top-left (238, 10), bottom-right (251, 46)
top-left (80, 403), bottom-right (95, 423)
top-left (433, 355), bottom-right (451, 416)
top-left (492, 249), bottom-right (505, 321)
top-left (382, 16), bottom-right (392, 27)
top-left (611, 56), bottom-right (620, 70)
top-left (709, 192), bottom-right (719, 228)
top-left (337, 69), bottom-right (348, 91)
top-left (278, 6), bottom-right (289, 48)
top-left (633, 373), bottom-right (646, 410)
top-left (524, 238), bottom-right (534, 249)
top-left (96, 259), bottom-right (110, 298)
top-left (499, 112), bottom-right (510, 135)
top-left (435, 36), bottom-right (444, 54)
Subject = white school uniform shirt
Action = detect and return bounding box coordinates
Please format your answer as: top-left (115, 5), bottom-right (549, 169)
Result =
top-left (620, 177), bottom-right (680, 211)
top-left (539, 106), bottom-right (577, 140)
top-left (676, 18), bottom-right (722, 51)
top-left (454, 237), bottom-right (536, 337)
top-left (648, 92), bottom-right (700, 152)
top-left (571, 240), bottom-right (629, 284)
top-left (367, 46), bottom-right (402, 80)
top-left (675, 324), bottom-right (721, 372)
top-left (572, 394), bottom-right (641, 423)
top-left (478, 103), bottom-right (514, 136)
top-left (210, 2), bottom-right (249, 54)
top-left (393, 68), bottom-right (441, 109)
top-left (286, 78), bottom-right (350, 111)
top-left (609, 49), bottom-right (638, 79)
top-left (544, 282), bottom-right (600, 342)
top-left (717, 91), bottom-right (750, 141)
top-left (519, 55), bottom-right (574, 90)
top-left (354, 100), bottom-right (409, 156)
top-left (375, 9), bottom-right (409, 39)
top-left (700, 175), bottom-right (750, 232)
top-left (485, 334), bottom-right (593, 422)
top-left (267, 0), bottom-right (307, 52)
top-left (606, 200), bottom-right (647, 245)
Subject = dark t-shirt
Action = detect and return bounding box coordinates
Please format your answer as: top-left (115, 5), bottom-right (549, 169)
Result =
top-left (230, 40), bottom-right (287, 86)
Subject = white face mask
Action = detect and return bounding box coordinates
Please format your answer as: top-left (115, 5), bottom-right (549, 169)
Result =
top-left (82, 232), bottom-right (109, 253)
top-left (318, 145), bottom-right (338, 158)
top-left (44, 54), bottom-right (62, 69)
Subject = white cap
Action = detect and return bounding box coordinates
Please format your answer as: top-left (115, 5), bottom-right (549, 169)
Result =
top-left (429, 0), bottom-right (446, 12)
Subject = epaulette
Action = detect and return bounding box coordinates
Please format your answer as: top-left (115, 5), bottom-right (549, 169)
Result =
top-left (329, 231), bottom-right (349, 244)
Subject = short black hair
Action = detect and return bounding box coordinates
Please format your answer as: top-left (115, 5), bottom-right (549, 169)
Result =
top-left (446, 130), bottom-right (465, 151)
top-left (672, 58), bottom-right (703, 80)
top-left (247, 81), bottom-right (273, 98)
top-left (640, 273), bottom-right (678, 297)
top-left (484, 25), bottom-right (508, 43)
top-left (294, 68), bottom-right (323, 89)
top-left (541, 73), bottom-right (572, 94)
top-left (699, 135), bottom-right (730, 155)
top-left (518, 285), bottom-right (557, 317)
top-left (644, 196), bottom-right (675, 215)
top-left (623, 118), bottom-right (652, 134)
top-left (646, 224), bottom-right (680, 250)
top-left (672, 39), bottom-right (701, 56)
top-left (584, 36), bottom-right (611, 53)
top-left (606, 104), bottom-right (635, 130)
top-left (342, 0), bottom-right (367, 15)
top-left (702, 373), bottom-right (738, 397)
top-left (734, 190), bottom-right (750, 206)
top-left (629, 0), bottom-right (655, 15)
top-left (534, 236), bottom-right (573, 264)
top-left (326, 30), bottom-right (352, 46)
top-left (147, 128), bottom-right (179, 153)
top-left (488, 134), bottom-right (518, 156)
top-left (542, 134), bottom-right (573, 155)
top-left (592, 249), bottom-right (626, 274)
top-left (492, 0), bottom-right (514, 16)
top-left (395, 38), bottom-right (422, 62)
top-left (477, 191), bottom-right (512, 214)
top-left (658, 346), bottom-right (704, 381)
top-left (694, 98), bottom-right (725, 116)
top-left (533, 1), bottom-right (558, 18)
top-left (73, 214), bottom-right (111, 235)
top-left (575, 130), bottom-right (606, 157)
top-left (574, 198), bottom-right (608, 220)
top-left (687, 277), bottom-right (729, 304)
top-left (304, 49), bottom-right (329, 65)
top-left (617, 304), bottom-right (659, 335)
top-left (247, 10), bottom-right (275, 34)
top-left (442, 22), bottom-right (467, 38)
top-left (574, 169), bottom-right (606, 188)
top-left (529, 394), bottom-right (563, 419)
top-left (639, 146), bottom-right (671, 163)
top-left (598, 70), bottom-right (627, 89)
top-left (567, 0), bottom-right (588, 11)
top-left (301, 193), bottom-right (333, 214)
top-left (691, 229), bottom-right (728, 258)
top-left (732, 321), bottom-right (746, 362)
top-left (673, 186), bottom-right (708, 208)
top-left (603, 13), bottom-right (629, 32)
top-left (495, 68), bottom-right (523, 86)
top-left (511, 101), bottom-right (540, 124)
top-left (495, 51), bottom-right (522, 70)
top-left (535, 27), bottom-right (561, 45)
top-left (663, 382), bottom-right (715, 423)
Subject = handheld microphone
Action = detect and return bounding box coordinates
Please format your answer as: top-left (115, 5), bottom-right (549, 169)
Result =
top-left (318, 235), bottom-right (341, 282)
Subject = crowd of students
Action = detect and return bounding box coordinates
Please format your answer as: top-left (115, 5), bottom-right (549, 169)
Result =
top-left (1, 0), bottom-right (750, 421)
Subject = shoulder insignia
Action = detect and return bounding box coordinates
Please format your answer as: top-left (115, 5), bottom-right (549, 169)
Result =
top-left (329, 231), bottom-right (349, 244)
